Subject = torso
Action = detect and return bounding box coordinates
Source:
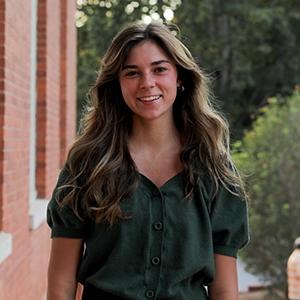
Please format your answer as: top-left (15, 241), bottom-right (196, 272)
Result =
top-left (48, 163), bottom-right (249, 300)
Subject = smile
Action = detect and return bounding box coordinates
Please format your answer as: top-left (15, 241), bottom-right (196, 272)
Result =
top-left (138, 95), bottom-right (161, 102)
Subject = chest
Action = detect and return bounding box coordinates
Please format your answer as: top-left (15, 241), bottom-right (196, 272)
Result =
top-left (131, 150), bottom-right (183, 188)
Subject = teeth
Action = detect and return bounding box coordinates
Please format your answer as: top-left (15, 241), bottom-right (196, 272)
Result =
top-left (139, 95), bottom-right (160, 102)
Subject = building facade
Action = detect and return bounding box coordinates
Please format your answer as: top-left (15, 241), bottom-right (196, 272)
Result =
top-left (0, 0), bottom-right (77, 299)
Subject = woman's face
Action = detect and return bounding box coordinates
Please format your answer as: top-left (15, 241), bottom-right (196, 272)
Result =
top-left (118, 40), bottom-right (179, 124)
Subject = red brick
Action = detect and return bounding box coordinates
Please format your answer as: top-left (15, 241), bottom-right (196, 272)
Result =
top-left (0, 0), bottom-right (77, 299)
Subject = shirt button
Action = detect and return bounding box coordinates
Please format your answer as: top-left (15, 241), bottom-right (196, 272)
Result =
top-left (151, 257), bottom-right (160, 265)
top-left (153, 222), bottom-right (163, 231)
top-left (146, 290), bottom-right (155, 298)
top-left (152, 189), bottom-right (160, 196)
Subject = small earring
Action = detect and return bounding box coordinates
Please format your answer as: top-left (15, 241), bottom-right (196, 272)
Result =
top-left (178, 85), bottom-right (185, 92)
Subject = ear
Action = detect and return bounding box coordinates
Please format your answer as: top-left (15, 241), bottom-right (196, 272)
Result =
top-left (177, 79), bottom-right (182, 87)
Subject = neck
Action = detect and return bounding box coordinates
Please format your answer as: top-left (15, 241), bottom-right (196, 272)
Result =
top-left (129, 118), bottom-right (181, 152)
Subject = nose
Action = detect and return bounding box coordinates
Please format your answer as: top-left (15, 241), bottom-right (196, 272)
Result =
top-left (139, 72), bottom-right (155, 89)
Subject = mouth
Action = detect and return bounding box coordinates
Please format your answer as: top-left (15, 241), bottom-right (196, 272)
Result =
top-left (138, 95), bottom-right (161, 102)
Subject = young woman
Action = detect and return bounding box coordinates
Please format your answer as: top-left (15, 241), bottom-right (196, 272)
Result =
top-left (47, 22), bottom-right (249, 300)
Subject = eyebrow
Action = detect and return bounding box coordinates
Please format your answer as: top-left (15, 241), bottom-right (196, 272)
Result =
top-left (121, 60), bottom-right (171, 71)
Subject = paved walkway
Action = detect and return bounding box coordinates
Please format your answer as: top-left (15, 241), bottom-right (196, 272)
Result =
top-left (239, 289), bottom-right (285, 300)
top-left (239, 290), bottom-right (267, 300)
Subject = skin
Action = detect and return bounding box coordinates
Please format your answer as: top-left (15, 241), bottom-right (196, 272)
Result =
top-left (208, 254), bottom-right (239, 300)
top-left (47, 40), bottom-right (240, 300)
top-left (47, 238), bottom-right (84, 300)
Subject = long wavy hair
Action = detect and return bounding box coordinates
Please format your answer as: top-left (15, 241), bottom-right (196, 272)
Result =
top-left (57, 22), bottom-right (247, 226)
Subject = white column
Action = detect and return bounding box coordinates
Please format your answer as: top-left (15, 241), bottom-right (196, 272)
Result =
top-left (29, 0), bottom-right (48, 230)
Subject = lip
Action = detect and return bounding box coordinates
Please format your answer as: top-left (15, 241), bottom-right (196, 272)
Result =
top-left (137, 95), bottom-right (161, 102)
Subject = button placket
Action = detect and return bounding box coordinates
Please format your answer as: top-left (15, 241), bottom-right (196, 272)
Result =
top-left (145, 186), bottom-right (164, 299)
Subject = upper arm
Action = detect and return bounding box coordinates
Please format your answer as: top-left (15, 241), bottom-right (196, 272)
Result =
top-left (208, 254), bottom-right (239, 300)
top-left (47, 237), bottom-right (84, 300)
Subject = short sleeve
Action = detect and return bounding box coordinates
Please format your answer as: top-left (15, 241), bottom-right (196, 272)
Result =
top-left (210, 184), bottom-right (249, 258)
top-left (47, 166), bottom-right (91, 239)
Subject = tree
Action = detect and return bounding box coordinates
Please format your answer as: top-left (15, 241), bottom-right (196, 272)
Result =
top-left (172, 0), bottom-right (300, 139)
top-left (233, 87), bottom-right (300, 297)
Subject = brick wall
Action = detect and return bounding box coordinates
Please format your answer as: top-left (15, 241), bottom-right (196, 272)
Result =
top-left (36, 0), bottom-right (63, 199)
top-left (0, 0), bottom-right (77, 299)
top-left (60, 0), bottom-right (77, 166)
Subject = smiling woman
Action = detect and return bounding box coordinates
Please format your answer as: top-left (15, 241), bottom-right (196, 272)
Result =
top-left (46, 22), bottom-right (249, 300)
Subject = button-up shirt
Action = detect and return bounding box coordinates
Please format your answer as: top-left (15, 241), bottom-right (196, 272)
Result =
top-left (47, 168), bottom-right (249, 300)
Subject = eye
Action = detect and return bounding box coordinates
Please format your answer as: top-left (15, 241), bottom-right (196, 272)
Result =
top-left (155, 67), bottom-right (167, 73)
top-left (125, 71), bottom-right (138, 77)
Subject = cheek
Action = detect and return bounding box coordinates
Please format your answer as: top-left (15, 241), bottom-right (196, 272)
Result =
top-left (119, 87), bottom-right (133, 108)
top-left (121, 91), bottom-right (133, 108)
top-left (120, 80), bottom-right (134, 97)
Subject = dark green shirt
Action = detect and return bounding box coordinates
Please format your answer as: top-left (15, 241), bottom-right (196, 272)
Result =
top-left (47, 168), bottom-right (249, 300)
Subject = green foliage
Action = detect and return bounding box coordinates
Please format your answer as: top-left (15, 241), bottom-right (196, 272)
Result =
top-left (172, 0), bottom-right (300, 139)
top-left (233, 88), bottom-right (300, 295)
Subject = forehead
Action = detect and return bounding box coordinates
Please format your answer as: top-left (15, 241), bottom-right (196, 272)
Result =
top-left (124, 40), bottom-right (171, 63)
